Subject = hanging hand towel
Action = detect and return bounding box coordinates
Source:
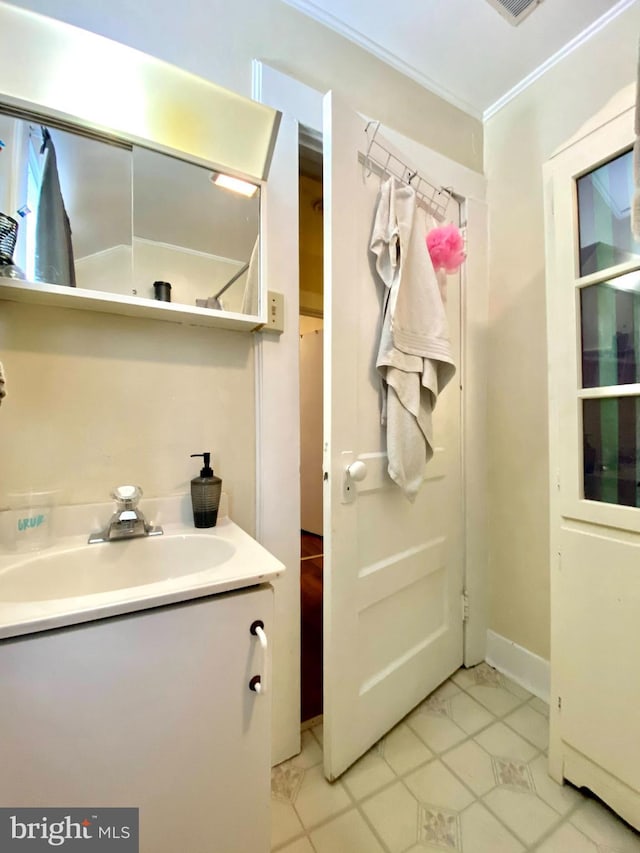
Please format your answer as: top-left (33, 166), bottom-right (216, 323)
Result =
top-left (370, 176), bottom-right (455, 500)
top-left (35, 128), bottom-right (76, 287)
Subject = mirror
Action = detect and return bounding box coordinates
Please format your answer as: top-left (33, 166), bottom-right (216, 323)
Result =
top-left (0, 113), bottom-right (260, 315)
top-left (132, 148), bottom-right (260, 314)
top-left (0, 1), bottom-right (281, 328)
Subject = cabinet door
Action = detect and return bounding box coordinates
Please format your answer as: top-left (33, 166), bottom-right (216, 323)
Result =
top-left (0, 585), bottom-right (273, 853)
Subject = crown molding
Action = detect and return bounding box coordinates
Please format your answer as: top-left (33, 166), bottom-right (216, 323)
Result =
top-left (282, 0), bottom-right (638, 125)
top-left (280, 0), bottom-right (482, 119)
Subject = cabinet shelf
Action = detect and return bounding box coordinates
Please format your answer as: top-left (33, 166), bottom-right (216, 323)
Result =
top-left (0, 278), bottom-right (265, 332)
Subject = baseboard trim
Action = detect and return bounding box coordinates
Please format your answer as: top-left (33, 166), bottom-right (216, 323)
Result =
top-left (486, 630), bottom-right (550, 703)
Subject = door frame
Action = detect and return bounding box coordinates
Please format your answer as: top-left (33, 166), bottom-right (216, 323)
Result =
top-left (254, 61), bottom-right (489, 766)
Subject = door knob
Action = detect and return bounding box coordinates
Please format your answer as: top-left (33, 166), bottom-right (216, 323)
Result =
top-left (346, 460), bottom-right (367, 482)
top-left (342, 454), bottom-right (368, 504)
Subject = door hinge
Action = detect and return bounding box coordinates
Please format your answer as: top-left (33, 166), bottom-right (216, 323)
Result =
top-left (461, 590), bottom-right (470, 623)
top-left (557, 696), bottom-right (562, 711)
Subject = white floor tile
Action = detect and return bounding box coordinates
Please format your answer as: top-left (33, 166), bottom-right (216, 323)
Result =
top-left (361, 781), bottom-right (420, 852)
top-left (466, 684), bottom-right (526, 716)
top-left (310, 809), bottom-right (386, 853)
top-left (272, 762), bottom-right (306, 804)
top-left (570, 797), bottom-right (640, 852)
top-left (504, 704), bottom-right (549, 750)
top-left (451, 667), bottom-right (477, 690)
top-left (341, 747), bottom-right (396, 800)
top-left (289, 730), bottom-right (323, 769)
top-left (474, 722), bottom-right (539, 764)
top-left (382, 722), bottom-right (433, 775)
top-left (535, 822), bottom-right (599, 853)
top-left (279, 677), bottom-right (639, 853)
top-left (459, 801), bottom-right (525, 853)
top-left (442, 739), bottom-right (497, 796)
top-left (406, 708), bottom-right (467, 753)
top-left (417, 802), bottom-right (463, 849)
top-left (293, 764), bottom-right (351, 830)
top-left (404, 759), bottom-right (476, 812)
top-left (449, 691), bottom-right (496, 734)
top-left (499, 676), bottom-right (532, 701)
top-left (271, 798), bottom-right (305, 849)
top-left (528, 755), bottom-right (581, 815)
top-left (276, 837), bottom-right (316, 853)
top-left (428, 678), bottom-right (463, 700)
top-left (483, 786), bottom-right (562, 845)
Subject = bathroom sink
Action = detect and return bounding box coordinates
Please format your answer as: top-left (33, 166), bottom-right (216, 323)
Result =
top-left (0, 534), bottom-right (236, 602)
top-left (0, 515), bottom-right (284, 640)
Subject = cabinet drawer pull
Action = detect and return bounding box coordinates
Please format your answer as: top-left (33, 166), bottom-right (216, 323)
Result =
top-left (250, 620), bottom-right (268, 695)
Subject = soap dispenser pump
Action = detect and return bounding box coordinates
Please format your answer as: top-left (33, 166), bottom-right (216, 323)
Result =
top-left (190, 452), bottom-right (222, 528)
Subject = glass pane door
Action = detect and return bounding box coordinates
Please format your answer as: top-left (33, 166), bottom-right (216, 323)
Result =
top-left (577, 153), bottom-right (640, 508)
top-left (577, 149), bottom-right (640, 276)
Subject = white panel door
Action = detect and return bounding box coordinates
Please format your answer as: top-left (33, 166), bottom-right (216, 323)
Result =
top-left (322, 93), bottom-right (464, 780)
top-left (545, 104), bottom-right (640, 829)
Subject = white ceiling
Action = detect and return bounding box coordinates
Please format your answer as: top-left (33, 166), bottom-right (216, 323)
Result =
top-left (281, 0), bottom-right (635, 119)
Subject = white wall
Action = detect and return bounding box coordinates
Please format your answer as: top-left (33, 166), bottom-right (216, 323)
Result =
top-left (0, 301), bottom-right (256, 534)
top-left (484, 2), bottom-right (640, 660)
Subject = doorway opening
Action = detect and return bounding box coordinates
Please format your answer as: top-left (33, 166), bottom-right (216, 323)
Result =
top-left (299, 128), bottom-right (324, 725)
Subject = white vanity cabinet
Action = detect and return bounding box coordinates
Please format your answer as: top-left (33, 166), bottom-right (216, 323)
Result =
top-left (0, 584), bottom-right (273, 853)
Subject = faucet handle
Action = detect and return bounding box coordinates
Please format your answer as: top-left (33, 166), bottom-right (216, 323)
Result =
top-left (112, 485), bottom-right (143, 508)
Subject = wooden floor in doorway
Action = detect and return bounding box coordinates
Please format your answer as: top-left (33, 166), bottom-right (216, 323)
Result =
top-left (301, 531), bottom-right (323, 723)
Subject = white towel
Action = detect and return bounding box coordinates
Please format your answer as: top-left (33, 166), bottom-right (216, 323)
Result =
top-left (370, 177), bottom-right (455, 500)
top-left (0, 360), bottom-right (6, 405)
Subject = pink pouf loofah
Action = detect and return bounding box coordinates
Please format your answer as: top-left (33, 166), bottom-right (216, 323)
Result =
top-left (426, 224), bottom-right (466, 273)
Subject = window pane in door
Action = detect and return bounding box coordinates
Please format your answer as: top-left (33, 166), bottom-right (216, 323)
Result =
top-left (580, 273), bottom-right (640, 387)
top-left (583, 396), bottom-right (640, 506)
top-left (577, 149), bottom-right (640, 277)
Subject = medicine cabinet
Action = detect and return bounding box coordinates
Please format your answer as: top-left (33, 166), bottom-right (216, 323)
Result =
top-left (0, 1), bottom-right (281, 331)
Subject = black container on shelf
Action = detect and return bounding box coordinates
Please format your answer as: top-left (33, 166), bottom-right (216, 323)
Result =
top-left (153, 280), bottom-right (172, 302)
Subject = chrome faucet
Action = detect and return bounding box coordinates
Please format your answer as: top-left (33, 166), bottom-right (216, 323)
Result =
top-left (88, 486), bottom-right (164, 544)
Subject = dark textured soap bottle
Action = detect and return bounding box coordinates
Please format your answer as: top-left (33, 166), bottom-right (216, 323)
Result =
top-left (190, 452), bottom-right (222, 528)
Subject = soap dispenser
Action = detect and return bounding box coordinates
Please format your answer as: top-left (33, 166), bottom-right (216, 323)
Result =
top-left (190, 452), bottom-right (222, 528)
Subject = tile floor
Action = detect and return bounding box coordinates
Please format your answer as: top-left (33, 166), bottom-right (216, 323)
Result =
top-left (271, 662), bottom-right (640, 853)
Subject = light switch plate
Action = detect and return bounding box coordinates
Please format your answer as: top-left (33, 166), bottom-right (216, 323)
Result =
top-left (266, 291), bottom-right (285, 334)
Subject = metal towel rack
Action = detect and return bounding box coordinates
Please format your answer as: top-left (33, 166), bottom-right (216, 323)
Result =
top-left (361, 121), bottom-right (453, 221)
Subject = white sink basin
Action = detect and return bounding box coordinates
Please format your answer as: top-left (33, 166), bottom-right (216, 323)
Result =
top-left (0, 534), bottom-right (236, 602)
top-left (0, 515), bottom-right (284, 640)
